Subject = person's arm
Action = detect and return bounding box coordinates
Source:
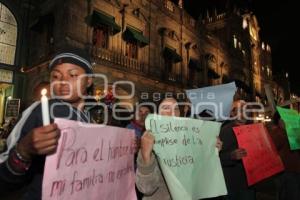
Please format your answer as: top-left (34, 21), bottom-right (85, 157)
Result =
top-left (0, 155), bottom-right (31, 193)
top-left (136, 151), bottom-right (160, 195)
top-left (216, 136), bottom-right (223, 152)
top-left (219, 151), bottom-right (238, 166)
top-left (135, 131), bottom-right (161, 195)
top-left (0, 107), bottom-right (40, 190)
top-left (0, 105), bottom-right (59, 189)
top-left (219, 124), bottom-right (243, 166)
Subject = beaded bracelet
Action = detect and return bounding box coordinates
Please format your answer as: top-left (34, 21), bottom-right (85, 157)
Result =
top-left (5, 160), bottom-right (25, 176)
top-left (6, 146), bottom-right (31, 175)
top-left (11, 152), bottom-right (31, 171)
top-left (15, 144), bottom-right (31, 163)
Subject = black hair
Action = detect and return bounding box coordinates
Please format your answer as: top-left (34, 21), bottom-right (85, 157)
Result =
top-left (137, 104), bottom-right (154, 114)
top-left (196, 109), bottom-right (216, 121)
top-left (156, 95), bottom-right (178, 112)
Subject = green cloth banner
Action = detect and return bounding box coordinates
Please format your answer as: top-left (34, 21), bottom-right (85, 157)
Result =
top-left (145, 114), bottom-right (227, 200)
top-left (277, 106), bottom-right (300, 150)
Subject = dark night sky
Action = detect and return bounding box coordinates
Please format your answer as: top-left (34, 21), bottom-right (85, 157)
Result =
top-left (181, 0), bottom-right (299, 95)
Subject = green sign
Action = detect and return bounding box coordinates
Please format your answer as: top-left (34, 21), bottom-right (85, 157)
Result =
top-left (277, 106), bottom-right (300, 150)
top-left (145, 114), bottom-right (227, 200)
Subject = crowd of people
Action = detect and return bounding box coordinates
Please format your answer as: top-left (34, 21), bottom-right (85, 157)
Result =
top-left (0, 48), bottom-right (299, 200)
top-left (0, 118), bottom-right (17, 153)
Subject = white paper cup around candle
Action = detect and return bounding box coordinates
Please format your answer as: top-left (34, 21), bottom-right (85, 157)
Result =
top-left (41, 89), bottom-right (50, 126)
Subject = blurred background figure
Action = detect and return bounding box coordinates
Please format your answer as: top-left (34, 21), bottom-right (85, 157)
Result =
top-left (126, 104), bottom-right (153, 200)
top-left (219, 100), bottom-right (256, 200)
top-left (268, 111), bottom-right (300, 200)
top-left (126, 105), bottom-right (152, 139)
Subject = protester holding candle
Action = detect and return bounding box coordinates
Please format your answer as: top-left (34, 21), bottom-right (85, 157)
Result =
top-left (0, 47), bottom-right (94, 199)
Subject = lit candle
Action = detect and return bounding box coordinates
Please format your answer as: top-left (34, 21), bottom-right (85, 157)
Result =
top-left (41, 89), bottom-right (50, 126)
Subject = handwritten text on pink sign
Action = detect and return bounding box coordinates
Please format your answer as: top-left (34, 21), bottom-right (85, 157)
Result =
top-left (42, 119), bottom-right (137, 200)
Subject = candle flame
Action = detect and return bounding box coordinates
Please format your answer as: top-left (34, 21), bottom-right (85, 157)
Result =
top-left (41, 88), bottom-right (47, 96)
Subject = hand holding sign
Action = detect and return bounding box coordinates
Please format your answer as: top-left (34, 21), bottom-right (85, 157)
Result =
top-left (216, 137), bottom-right (223, 152)
top-left (145, 114), bottom-right (227, 200)
top-left (230, 148), bottom-right (247, 160)
top-left (141, 131), bottom-right (155, 165)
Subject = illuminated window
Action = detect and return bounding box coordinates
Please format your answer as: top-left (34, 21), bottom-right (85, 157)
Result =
top-left (249, 24), bottom-right (258, 41)
top-left (178, 0), bottom-right (183, 8)
top-left (242, 18), bottom-right (248, 29)
top-left (0, 3), bottom-right (17, 65)
top-left (233, 35), bottom-right (237, 48)
top-left (190, 18), bottom-right (195, 27)
top-left (92, 25), bottom-right (109, 49)
top-left (168, 31), bottom-right (176, 39)
top-left (125, 41), bottom-right (138, 59)
top-left (267, 66), bottom-right (270, 77)
top-left (133, 8), bottom-right (140, 18)
top-left (165, 0), bottom-right (174, 12)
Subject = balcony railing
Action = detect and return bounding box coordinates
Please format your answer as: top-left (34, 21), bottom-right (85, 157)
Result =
top-left (93, 47), bottom-right (145, 73)
top-left (93, 47), bottom-right (184, 85)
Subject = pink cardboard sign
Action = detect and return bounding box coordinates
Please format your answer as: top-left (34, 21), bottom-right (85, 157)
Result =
top-left (42, 118), bottom-right (137, 200)
top-left (233, 123), bottom-right (284, 186)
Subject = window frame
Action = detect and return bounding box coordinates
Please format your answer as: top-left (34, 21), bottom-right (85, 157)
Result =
top-left (0, 3), bottom-right (18, 66)
top-left (92, 24), bottom-right (110, 49)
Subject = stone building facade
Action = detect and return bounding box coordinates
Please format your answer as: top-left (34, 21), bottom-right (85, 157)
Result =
top-left (200, 8), bottom-right (274, 103)
top-left (0, 0), bottom-right (289, 116)
top-left (22, 0), bottom-right (208, 105)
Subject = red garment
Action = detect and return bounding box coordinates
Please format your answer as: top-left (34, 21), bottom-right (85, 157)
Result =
top-left (131, 120), bottom-right (145, 132)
